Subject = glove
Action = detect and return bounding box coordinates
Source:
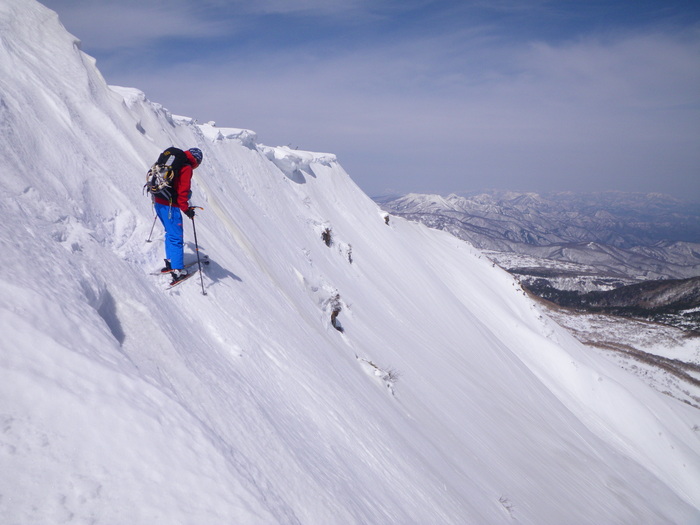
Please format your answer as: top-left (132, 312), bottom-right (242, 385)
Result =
top-left (184, 207), bottom-right (195, 219)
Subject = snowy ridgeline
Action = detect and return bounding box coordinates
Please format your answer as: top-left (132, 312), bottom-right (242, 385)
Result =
top-left (1, 1), bottom-right (700, 524)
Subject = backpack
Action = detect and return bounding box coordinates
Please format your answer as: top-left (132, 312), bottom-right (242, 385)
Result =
top-left (145, 147), bottom-right (189, 201)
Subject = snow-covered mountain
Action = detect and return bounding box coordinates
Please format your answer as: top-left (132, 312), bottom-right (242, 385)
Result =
top-left (378, 191), bottom-right (700, 281)
top-left (2, 1), bottom-right (700, 524)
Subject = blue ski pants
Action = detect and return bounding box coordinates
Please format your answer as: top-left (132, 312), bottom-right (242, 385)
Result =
top-left (155, 203), bottom-right (185, 270)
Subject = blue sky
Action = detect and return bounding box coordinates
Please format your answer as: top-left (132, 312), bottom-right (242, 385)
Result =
top-left (42, 0), bottom-right (700, 200)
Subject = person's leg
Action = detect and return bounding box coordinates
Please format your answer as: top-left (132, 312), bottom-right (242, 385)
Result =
top-left (155, 204), bottom-right (171, 270)
top-left (155, 203), bottom-right (184, 269)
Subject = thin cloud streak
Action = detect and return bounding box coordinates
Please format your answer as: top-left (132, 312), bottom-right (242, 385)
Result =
top-left (49, 0), bottom-right (238, 50)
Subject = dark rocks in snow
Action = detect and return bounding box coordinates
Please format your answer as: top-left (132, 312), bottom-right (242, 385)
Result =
top-left (524, 276), bottom-right (700, 333)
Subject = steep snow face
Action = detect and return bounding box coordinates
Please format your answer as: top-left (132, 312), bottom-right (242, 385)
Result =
top-left (2, 1), bottom-right (700, 524)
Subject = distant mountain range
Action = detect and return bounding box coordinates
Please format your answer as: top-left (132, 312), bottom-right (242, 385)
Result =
top-left (376, 191), bottom-right (700, 281)
top-left (377, 191), bottom-right (700, 331)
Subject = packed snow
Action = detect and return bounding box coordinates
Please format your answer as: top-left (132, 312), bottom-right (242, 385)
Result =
top-left (1, 1), bottom-right (700, 523)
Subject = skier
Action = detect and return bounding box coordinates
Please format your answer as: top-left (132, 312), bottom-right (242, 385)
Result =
top-left (152, 147), bottom-right (204, 285)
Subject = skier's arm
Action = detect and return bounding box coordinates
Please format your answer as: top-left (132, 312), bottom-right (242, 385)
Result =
top-left (177, 164), bottom-right (193, 212)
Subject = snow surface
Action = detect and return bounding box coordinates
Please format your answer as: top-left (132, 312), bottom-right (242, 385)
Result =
top-left (1, 1), bottom-right (700, 523)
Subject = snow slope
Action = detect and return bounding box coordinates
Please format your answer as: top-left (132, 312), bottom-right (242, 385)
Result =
top-left (1, 1), bottom-right (700, 523)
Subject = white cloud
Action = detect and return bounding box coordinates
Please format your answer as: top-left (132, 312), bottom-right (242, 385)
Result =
top-left (44, 0), bottom-right (238, 50)
top-left (223, 0), bottom-right (369, 16)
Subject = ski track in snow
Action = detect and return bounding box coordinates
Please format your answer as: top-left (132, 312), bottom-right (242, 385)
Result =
top-left (1, 1), bottom-right (700, 524)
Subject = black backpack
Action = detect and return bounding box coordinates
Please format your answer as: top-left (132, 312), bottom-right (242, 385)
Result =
top-left (145, 147), bottom-right (189, 201)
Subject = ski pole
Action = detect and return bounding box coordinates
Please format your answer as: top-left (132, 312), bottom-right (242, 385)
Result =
top-left (191, 214), bottom-right (207, 296)
top-left (146, 214), bottom-right (157, 242)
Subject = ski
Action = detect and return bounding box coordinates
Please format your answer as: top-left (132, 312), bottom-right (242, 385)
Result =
top-left (150, 255), bottom-right (209, 275)
top-left (168, 269), bottom-right (199, 288)
top-left (150, 260), bottom-right (197, 275)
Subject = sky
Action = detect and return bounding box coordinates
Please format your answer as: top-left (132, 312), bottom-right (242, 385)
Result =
top-left (39, 0), bottom-right (700, 201)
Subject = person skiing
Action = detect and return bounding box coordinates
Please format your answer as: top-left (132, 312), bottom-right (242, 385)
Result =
top-left (151, 146), bottom-right (203, 285)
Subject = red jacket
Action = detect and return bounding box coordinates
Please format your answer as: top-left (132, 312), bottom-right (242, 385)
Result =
top-left (154, 149), bottom-right (200, 212)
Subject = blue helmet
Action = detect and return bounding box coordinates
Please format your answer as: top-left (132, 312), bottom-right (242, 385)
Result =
top-left (189, 147), bottom-right (203, 166)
